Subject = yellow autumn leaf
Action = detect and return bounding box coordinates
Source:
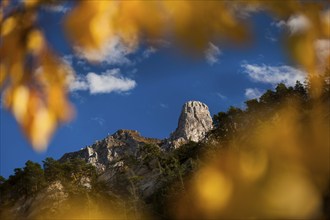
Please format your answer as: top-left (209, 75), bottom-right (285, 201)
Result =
top-left (288, 33), bottom-right (316, 74)
top-left (39, 52), bottom-right (67, 85)
top-left (261, 0), bottom-right (300, 18)
top-left (263, 172), bottom-right (320, 218)
top-left (19, 89), bottom-right (56, 152)
top-left (193, 167), bottom-right (233, 214)
top-left (1, 17), bottom-right (17, 36)
top-left (319, 8), bottom-right (330, 38)
top-left (23, 0), bottom-right (40, 8)
top-left (48, 85), bottom-right (74, 122)
top-left (239, 149), bottom-right (268, 182)
top-left (9, 58), bottom-right (25, 85)
top-left (2, 85), bottom-right (58, 151)
top-left (114, 1), bottom-right (165, 49)
top-left (26, 29), bottom-right (44, 54)
top-left (65, 1), bottom-right (115, 55)
top-left (11, 85), bottom-right (30, 123)
top-left (0, 63), bottom-right (6, 87)
top-left (27, 107), bottom-right (57, 152)
top-left (163, 1), bottom-right (248, 50)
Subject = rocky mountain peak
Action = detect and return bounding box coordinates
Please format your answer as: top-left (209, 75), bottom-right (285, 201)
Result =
top-left (167, 101), bottom-right (213, 149)
top-left (112, 129), bottom-right (139, 137)
top-left (110, 129), bottom-right (141, 141)
top-left (60, 101), bottom-right (213, 169)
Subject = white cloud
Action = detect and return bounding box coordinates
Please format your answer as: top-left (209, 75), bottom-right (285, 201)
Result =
top-left (69, 75), bottom-right (89, 91)
top-left (205, 42), bottom-right (221, 65)
top-left (242, 63), bottom-right (306, 87)
top-left (230, 3), bottom-right (261, 19)
top-left (272, 20), bottom-right (286, 29)
top-left (70, 92), bottom-right (85, 104)
top-left (286, 14), bottom-right (311, 34)
top-left (245, 88), bottom-right (263, 100)
top-left (160, 103), bottom-right (169, 109)
top-left (269, 14), bottom-right (329, 69)
top-left (62, 54), bottom-right (90, 72)
top-left (274, 9), bottom-right (330, 36)
top-left (43, 5), bottom-right (70, 13)
top-left (273, 14), bottom-right (311, 35)
top-left (216, 92), bottom-right (227, 100)
top-left (61, 55), bottom-right (76, 74)
top-left (137, 39), bottom-right (170, 62)
top-left (142, 47), bottom-right (157, 59)
top-left (146, 39), bottom-right (171, 48)
top-left (69, 69), bottom-right (136, 94)
top-left (265, 29), bottom-right (277, 42)
top-left (87, 71), bottom-right (136, 94)
top-left (76, 37), bottom-right (133, 65)
top-left (91, 117), bottom-right (105, 126)
top-left (62, 54), bottom-right (73, 65)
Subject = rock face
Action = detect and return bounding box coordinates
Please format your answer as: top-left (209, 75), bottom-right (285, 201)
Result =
top-left (1, 101), bottom-right (215, 218)
top-left (3, 181), bottom-right (69, 219)
top-left (60, 129), bottom-right (161, 172)
top-left (60, 101), bottom-right (213, 166)
top-left (59, 101), bottom-right (212, 198)
top-left (167, 101), bottom-right (213, 149)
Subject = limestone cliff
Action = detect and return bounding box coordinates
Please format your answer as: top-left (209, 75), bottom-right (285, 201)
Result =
top-left (58, 101), bottom-right (213, 200)
top-left (0, 101), bottom-right (214, 218)
top-left (60, 129), bottom-right (161, 172)
top-left (166, 101), bottom-right (213, 149)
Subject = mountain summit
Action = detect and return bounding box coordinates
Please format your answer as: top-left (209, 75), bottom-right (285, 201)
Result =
top-left (60, 101), bottom-right (212, 169)
top-left (167, 101), bottom-right (213, 149)
top-left (0, 101), bottom-right (214, 218)
top-left (57, 101), bottom-right (213, 200)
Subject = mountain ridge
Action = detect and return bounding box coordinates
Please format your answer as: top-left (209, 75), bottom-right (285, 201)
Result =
top-left (2, 80), bottom-right (328, 219)
top-left (59, 101), bottom-right (213, 172)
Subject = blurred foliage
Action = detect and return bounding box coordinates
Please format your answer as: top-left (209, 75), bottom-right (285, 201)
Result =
top-left (0, 76), bottom-right (329, 218)
top-left (0, 0), bottom-right (329, 150)
top-left (174, 75), bottom-right (330, 219)
top-left (0, 0), bottom-right (330, 219)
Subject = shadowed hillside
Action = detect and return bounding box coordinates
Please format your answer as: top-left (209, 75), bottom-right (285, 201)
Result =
top-left (1, 74), bottom-right (329, 219)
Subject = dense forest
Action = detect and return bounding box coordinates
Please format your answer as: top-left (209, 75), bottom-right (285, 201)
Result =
top-left (1, 73), bottom-right (329, 219)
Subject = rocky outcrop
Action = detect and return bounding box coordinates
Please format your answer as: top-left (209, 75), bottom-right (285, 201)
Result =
top-left (60, 101), bottom-right (213, 166)
top-left (0, 101), bottom-right (215, 219)
top-left (2, 181), bottom-right (69, 219)
top-left (59, 101), bottom-right (213, 199)
top-left (60, 129), bottom-right (161, 172)
top-left (166, 101), bottom-right (213, 149)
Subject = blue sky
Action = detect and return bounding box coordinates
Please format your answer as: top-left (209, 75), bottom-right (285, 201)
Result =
top-left (1, 5), bottom-right (315, 178)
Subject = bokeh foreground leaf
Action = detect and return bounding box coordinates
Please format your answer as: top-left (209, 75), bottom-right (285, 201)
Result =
top-left (0, 0), bottom-right (329, 152)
